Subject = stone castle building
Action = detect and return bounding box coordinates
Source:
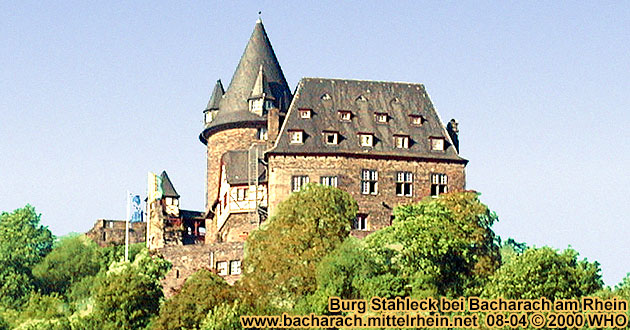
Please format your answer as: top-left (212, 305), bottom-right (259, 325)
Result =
top-left (147, 19), bottom-right (467, 294)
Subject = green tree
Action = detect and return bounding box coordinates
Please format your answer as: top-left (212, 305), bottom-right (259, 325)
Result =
top-left (32, 235), bottom-right (101, 295)
top-left (364, 192), bottom-right (501, 298)
top-left (483, 246), bottom-right (603, 300)
top-left (153, 269), bottom-right (236, 330)
top-left (241, 184), bottom-right (358, 309)
top-left (0, 205), bottom-right (54, 308)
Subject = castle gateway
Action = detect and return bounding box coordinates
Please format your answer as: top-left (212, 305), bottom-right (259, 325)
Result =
top-left (149, 19), bottom-right (466, 295)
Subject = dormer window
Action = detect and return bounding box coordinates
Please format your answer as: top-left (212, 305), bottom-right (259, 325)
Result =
top-left (410, 115), bottom-right (424, 126)
top-left (249, 99), bottom-right (264, 114)
top-left (265, 100), bottom-right (275, 110)
top-left (430, 137), bottom-right (445, 151)
top-left (338, 110), bottom-right (352, 121)
top-left (289, 130), bottom-right (304, 144)
top-left (204, 110), bottom-right (216, 124)
top-left (299, 108), bottom-right (312, 119)
top-left (375, 112), bottom-right (388, 123)
top-left (323, 131), bottom-right (339, 145)
top-left (394, 135), bottom-right (409, 149)
top-left (321, 93), bottom-right (332, 100)
top-left (257, 127), bottom-right (268, 140)
top-left (359, 133), bottom-right (374, 147)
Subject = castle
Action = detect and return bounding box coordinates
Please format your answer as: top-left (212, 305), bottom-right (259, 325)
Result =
top-left (101, 19), bottom-right (467, 295)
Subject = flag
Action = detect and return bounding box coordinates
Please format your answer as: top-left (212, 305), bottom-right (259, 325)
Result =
top-left (148, 172), bottom-right (163, 202)
top-left (130, 194), bottom-right (143, 222)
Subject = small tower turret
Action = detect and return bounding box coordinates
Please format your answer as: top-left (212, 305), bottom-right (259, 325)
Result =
top-left (248, 65), bottom-right (276, 116)
top-left (204, 80), bottom-right (224, 125)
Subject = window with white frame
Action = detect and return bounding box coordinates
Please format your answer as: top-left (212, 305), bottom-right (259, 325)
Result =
top-left (353, 214), bottom-right (368, 230)
top-left (292, 175), bottom-right (309, 192)
top-left (289, 130), bottom-right (303, 144)
top-left (320, 176), bottom-right (338, 187)
top-left (430, 137), bottom-right (445, 151)
top-left (396, 172), bottom-right (413, 196)
top-left (359, 133), bottom-right (373, 147)
top-left (395, 135), bottom-right (409, 149)
top-left (431, 173), bottom-right (448, 196)
top-left (299, 108), bottom-right (312, 119)
top-left (324, 131), bottom-right (338, 145)
top-left (216, 261), bottom-right (228, 276)
top-left (410, 115), bottom-right (423, 126)
top-left (257, 127), bottom-right (268, 140)
top-left (361, 169), bottom-right (378, 195)
top-left (236, 187), bottom-right (247, 201)
top-left (338, 110), bottom-right (352, 121)
top-left (375, 113), bottom-right (388, 123)
top-left (230, 260), bottom-right (241, 275)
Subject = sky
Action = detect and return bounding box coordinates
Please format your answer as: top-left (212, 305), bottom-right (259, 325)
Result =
top-left (1, 1), bottom-right (628, 286)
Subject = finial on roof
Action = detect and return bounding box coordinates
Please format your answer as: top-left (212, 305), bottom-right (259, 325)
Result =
top-left (257, 11), bottom-right (262, 23)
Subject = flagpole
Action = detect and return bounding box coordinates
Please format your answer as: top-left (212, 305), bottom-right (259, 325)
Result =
top-left (125, 191), bottom-right (130, 262)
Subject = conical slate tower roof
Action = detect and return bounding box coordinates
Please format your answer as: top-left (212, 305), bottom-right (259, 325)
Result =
top-left (200, 19), bottom-right (292, 144)
top-left (160, 171), bottom-right (180, 198)
top-left (205, 79), bottom-right (224, 111)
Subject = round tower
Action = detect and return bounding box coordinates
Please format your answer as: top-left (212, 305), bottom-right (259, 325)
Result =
top-left (199, 19), bottom-right (292, 240)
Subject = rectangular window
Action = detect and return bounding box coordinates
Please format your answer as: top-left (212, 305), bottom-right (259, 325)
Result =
top-left (410, 115), bottom-right (423, 126)
top-left (396, 172), bottom-right (413, 196)
top-left (289, 130), bottom-right (303, 144)
top-left (375, 113), bottom-right (388, 123)
top-left (299, 109), bottom-right (312, 118)
top-left (430, 137), bottom-right (445, 151)
top-left (361, 169), bottom-right (378, 195)
top-left (338, 110), bottom-right (352, 121)
top-left (216, 261), bottom-right (228, 276)
top-left (257, 127), bottom-right (268, 140)
top-left (320, 176), bottom-right (338, 187)
top-left (431, 173), bottom-right (448, 196)
top-left (353, 214), bottom-right (368, 231)
top-left (394, 135), bottom-right (409, 149)
top-left (236, 188), bottom-right (247, 201)
top-left (324, 131), bottom-right (338, 145)
top-left (359, 134), bottom-right (373, 147)
top-left (292, 175), bottom-right (309, 192)
top-left (229, 260), bottom-right (241, 275)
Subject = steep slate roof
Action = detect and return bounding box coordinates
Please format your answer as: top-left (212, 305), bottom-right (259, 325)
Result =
top-left (161, 171), bottom-right (180, 198)
top-left (222, 149), bottom-right (267, 185)
top-left (249, 65), bottom-right (274, 100)
top-left (205, 80), bottom-right (224, 111)
top-left (199, 19), bottom-right (292, 144)
top-left (268, 78), bottom-right (467, 163)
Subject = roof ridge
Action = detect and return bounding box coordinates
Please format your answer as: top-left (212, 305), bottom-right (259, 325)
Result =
top-left (299, 77), bottom-right (426, 86)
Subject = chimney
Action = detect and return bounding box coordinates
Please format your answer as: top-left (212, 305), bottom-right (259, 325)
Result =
top-left (267, 107), bottom-right (280, 143)
top-left (447, 119), bottom-right (459, 152)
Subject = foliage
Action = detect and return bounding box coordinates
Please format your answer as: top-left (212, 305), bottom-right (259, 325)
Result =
top-left (153, 269), bottom-right (236, 330)
top-left (32, 235), bottom-right (101, 295)
top-left (363, 192), bottom-right (501, 298)
top-left (483, 246), bottom-right (603, 300)
top-left (200, 301), bottom-right (242, 330)
top-left (241, 184), bottom-right (357, 308)
top-left (0, 205), bottom-right (54, 308)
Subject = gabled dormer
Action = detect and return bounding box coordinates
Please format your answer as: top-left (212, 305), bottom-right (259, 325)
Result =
top-left (204, 80), bottom-right (224, 125)
top-left (161, 171), bottom-right (180, 217)
top-left (248, 65), bottom-right (276, 116)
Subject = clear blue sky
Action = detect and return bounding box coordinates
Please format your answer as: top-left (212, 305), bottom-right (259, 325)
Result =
top-left (1, 1), bottom-right (628, 286)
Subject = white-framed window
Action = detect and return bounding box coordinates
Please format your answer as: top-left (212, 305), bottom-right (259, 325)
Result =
top-left (338, 110), bottom-right (352, 121)
top-left (324, 131), bottom-right (338, 145)
top-left (320, 176), bottom-right (338, 187)
top-left (249, 99), bottom-right (264, 114)
top-left (236, 187), bottom-right (247, 201)
top-left (289, 130), bottom-right (303, 144)
top-left (359, 133), bottom-right (373, 147)
top-left (430, 137), bottom-right (445, 151)
top-left (292, 175), bottom-right (309, 192)
top-left (395, 135), bottom-right (409, 149)
top-left (321, 93), bottom-right (332, 100)
top-left (410, 115), bottom-right (423, 126)
top-left (375, 113), bottom-right (388, 123)
top-left (230, 260), bottom-right (241, 275)
top-left (108, 221), bottom-right (114, 229)
top-left (264, 100), bottom-right (275, 110)
top-left (299, 108), bottom-right (312, 119)
top-left (361, 169), bottom-right (378, 195)
top-left (353, 214), bottom-right (368, 230)
top-left (257, 127), bottom-right (268, 140)
top-left (216, 261), bottom-right (228, 276)
top-left (166, 197), bottom-right (172, 205)
top-left (204, 111), bottom-right (215, 124)
top-left (396, 172), bottom-right (413, 196)
top-left (431, 173), bottom-right (448, 196)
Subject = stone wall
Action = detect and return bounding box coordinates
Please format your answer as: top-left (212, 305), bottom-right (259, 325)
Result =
top-left (268, 155), bottom-right (466, 232)
top-left (86, 219), bottom-right (146, 247)
top-left (156, 242), bottom-right (244, 297)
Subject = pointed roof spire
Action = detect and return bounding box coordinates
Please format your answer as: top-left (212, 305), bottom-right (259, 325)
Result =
top-left (249, 65), bottom-right (275, 100)
top-left (200, 19), bottom-right (293, 143)
top-left (160, 171), bottom-right (180, 198)
top-left (205, 79), bottom-right (224, 111)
